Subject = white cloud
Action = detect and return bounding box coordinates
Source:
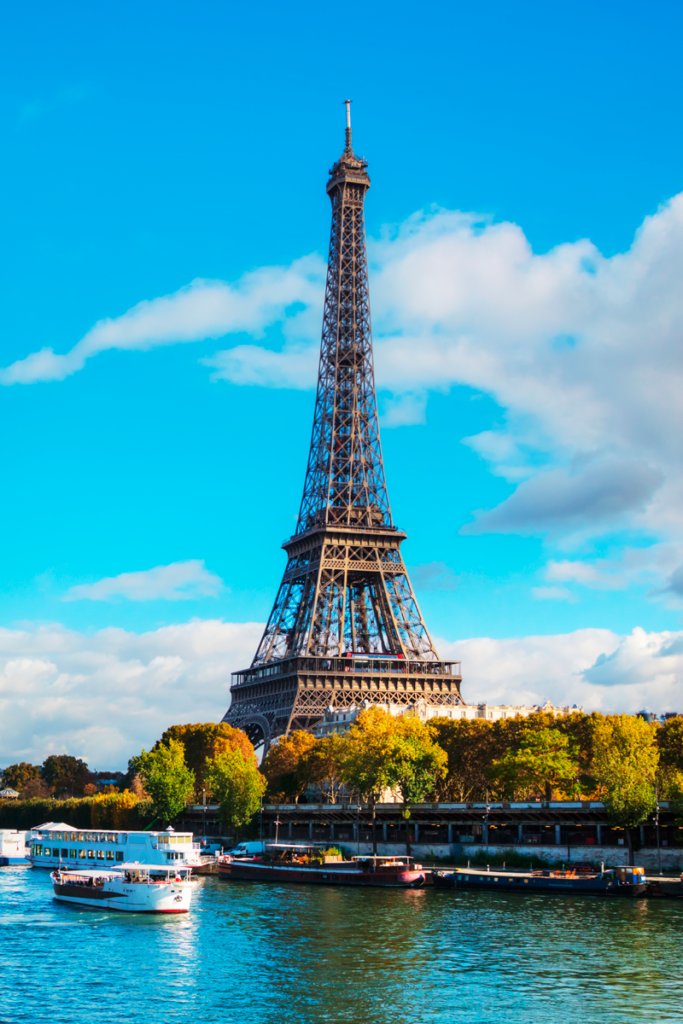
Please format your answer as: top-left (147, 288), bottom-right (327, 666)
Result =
top-left (0, 619), bottom-right (263, 768)
top-left (379, 391), bottom-right (427, 427)
top-left (64, 561), bottom-right (223, 602)
top-left (466, 460), bottom-right (664, 537)
top-left (2, 620), bottom-right (680, 767)
top-left (545, 559), bottom-right (625, 590)
top-left (204, 196), bottom-right (683, 556)
top-left (440, 626), bottom-right (683, 713)
top-left (411, 561), bottom-right (460, 592)
top-left (531, 586), bottom-right (578, 603)
top-left (8, 191), bottom-right (683, 580)
top-left (0, 257), bottom-right (325, 385)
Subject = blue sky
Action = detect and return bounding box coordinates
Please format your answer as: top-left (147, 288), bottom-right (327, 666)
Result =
top-left (3, 0), bottom-right (683, 767)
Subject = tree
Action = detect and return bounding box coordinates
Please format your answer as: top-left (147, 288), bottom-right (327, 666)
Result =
top-left (489, 727), bottom-right (580, 801)
top-left (20, 778), bottom-right (51, 799)
top-left (41, 755), bottom-right (90, 796)
top-left (131, 739), bottom-right (195, 825)
top-left (205, 749), bottom-right (266, 831)
top-left (387, 716), bottom-right (448, 855)
top-left (261, 731), bottom-right (318, 803)
top-left (427, 718), bottom-right (497, 802)
top-left (340, 707), bottom-right (447, 855)
top-left (301, 734), bottom-right (347, 804)
top-left (592, 715), bottom-right (658, 864)
top-left (154, 722), bottom-right (255, 796)
top-left (340, 706), bottom-right (401, 853)
top-left (2, 763), bottom-right (40, 791)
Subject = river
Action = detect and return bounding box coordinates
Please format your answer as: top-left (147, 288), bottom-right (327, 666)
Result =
top-left (1, 866), bottom-right (681, 1023)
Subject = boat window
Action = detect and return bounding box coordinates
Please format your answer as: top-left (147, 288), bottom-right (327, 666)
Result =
top-left (116, 852), bottom-right (124, 861)
top-left (97, 850), bottom-right (104, 860)
top-left (106, 850), bottom-right (114, 861)
top-left (87, 850), bottom-right (95, 859)
top-left (33, 845), bottom-right (42, 855)
top-left (79, 850), bottom-right (86, 859)
top-left (70, 849), bottom-right (77, 858)
top-left (85, 833), bottom-right (92, 842)
top-left (77, 833), bottom-right (84, 842)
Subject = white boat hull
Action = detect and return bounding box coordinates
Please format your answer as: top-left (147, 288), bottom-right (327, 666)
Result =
top-left (52, 875), bottom-right (193, 913)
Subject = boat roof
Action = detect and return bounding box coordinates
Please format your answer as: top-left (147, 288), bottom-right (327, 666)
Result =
top-left (354, 855), bottom-right (412, 861)
top-left (55, 863), bottom-right (192, 876)
top-left (33, 822), bottom-right (79, 832)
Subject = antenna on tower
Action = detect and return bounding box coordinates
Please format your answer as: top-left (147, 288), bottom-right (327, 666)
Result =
top-left (344, 99), bottom-right (352, 150)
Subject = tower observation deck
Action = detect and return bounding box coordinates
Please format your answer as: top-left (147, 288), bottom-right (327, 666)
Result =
top-left (223, 102), bottom-right (463, 750)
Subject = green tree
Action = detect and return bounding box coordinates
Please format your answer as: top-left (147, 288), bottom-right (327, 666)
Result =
top-left (427, 718), bottom-right (497, 801)
top-left (489, 727), bottom-right (580, 801)
top-left (131, 738), bottom-right (195, 825)
top-left (2, 763), bottom-right (40, 791)
top-left (41, 755), bottom-right (90, 796)
top-left (388, 715), bottom-right (448, 855)
top-left (340, 707), bottom-right (400, 854)
top-left (340, 707), bottom-right (447, 855)
top-left (301, 734), bottom-right (347, 804)
top-left (154, 722), bottom-right (255, 796)
top-left (261, 731), bottom-right (318, 803)
top-left (592, 715), bottom-right (658, 864)
top-left (205, 749), bottom-right (266, 831)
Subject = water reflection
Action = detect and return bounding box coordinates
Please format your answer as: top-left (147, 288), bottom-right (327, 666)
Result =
top-left (0, 870), bottom-right (681, 1024)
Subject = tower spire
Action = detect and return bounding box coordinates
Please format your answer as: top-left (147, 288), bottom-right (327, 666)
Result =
top-left (222, 109), bottom-right (463, 751)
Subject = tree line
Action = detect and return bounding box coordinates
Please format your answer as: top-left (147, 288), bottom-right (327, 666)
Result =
top-left (261, 709), bottom-right (683, 857)
top-left (3, 710), bottom-right (682, 858)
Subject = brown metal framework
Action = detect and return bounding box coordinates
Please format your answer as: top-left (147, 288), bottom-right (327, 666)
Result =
top-left (223, 107), bottom-right (462, 749)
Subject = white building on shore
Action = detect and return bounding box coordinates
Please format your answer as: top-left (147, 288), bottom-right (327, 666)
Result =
top-left (311, 699), bottom-right (583, 738)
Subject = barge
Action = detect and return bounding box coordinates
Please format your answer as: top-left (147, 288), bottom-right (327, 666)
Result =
top-left (218, 843), bottom-right (425, 888)
top-left (433, 865), bottom-right (647, 896)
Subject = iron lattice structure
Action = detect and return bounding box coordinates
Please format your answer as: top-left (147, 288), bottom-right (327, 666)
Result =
top-left (224, 105), bottom-right (462, 749)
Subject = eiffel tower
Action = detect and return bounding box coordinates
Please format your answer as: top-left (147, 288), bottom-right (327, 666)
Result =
top-left (223, 102), bottom-right (463, 750)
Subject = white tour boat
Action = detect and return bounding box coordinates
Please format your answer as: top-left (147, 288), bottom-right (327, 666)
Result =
top-left (28, 823), bottom-right (203, 870)
top-left (0, 829), bottom-right (31, 865)
top-left (51, 863), bottom-right (195, 913)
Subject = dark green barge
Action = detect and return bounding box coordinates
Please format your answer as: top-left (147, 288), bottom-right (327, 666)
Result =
top-left (433, 865), bottom-right (647, 896)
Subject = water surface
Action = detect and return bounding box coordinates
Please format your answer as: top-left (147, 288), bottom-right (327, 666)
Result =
top-left (1, 866), bottom-right (681, 1023)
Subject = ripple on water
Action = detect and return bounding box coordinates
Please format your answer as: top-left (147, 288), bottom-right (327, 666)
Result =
top-left (0, 869), bottom-right (681, 1024)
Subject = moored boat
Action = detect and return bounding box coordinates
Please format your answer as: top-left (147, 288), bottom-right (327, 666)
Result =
top-left (29, 822), bottom-right (202, 870)
top-left (433, 865), bottom-right (647, 896)
top-left (0, 829), bottom-right (31, 865)
top-left (51, 863), bottom-right (195, 913)
top-left (218, 842), bottom-right (425, 888)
